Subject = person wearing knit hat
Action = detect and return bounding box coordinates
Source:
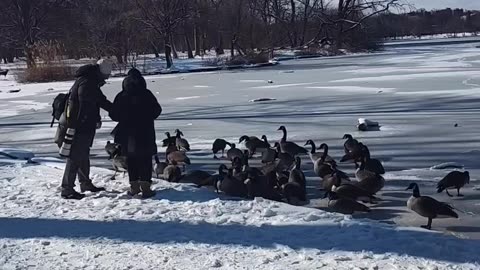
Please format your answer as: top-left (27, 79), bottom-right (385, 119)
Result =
top-left (58, 61), bottom-right (113, 200)
top-left (97, 59), bottom-right (113, 79)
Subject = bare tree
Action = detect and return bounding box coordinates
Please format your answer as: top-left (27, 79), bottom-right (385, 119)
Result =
top-left (0, 0), bottom-right (66, 67)
top-left (135, 0), bottom-right (191, 68)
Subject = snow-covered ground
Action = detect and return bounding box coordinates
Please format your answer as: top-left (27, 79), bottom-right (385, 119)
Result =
top-left (1, 40), bottom-right (480, 269)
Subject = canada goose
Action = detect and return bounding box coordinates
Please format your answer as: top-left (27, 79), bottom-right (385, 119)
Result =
top-left (105, 141), bottom-right (118, 160)
top-left (340, 142), bottom-right (364, 166)
top-left (0, 69), bottom-right (8, 77)
top-left (154, 154), bottom-right (168, 178)
top-left (212, 139), bottom-right (231, 159)
top-left (241, 150), bottom-right (264, 177)
top-left (163, 161), bottom-right (182, 182)
top-left (261, 135), bottom-right (271, 148)
top-left (325, 192), bottom-right (370, 215)
top-left (437, 171), bottom-right (470, 197)
top-left (227, 143), bottom-right (244, 161)
top-left (355, 156), bottom-right (376, 182)
top-left (215, 167), bottom-right (248, 198)
top-left (174, 129), bottom-right (190, 151)
top-left (167, 150), bottom-right (191, 172)
top-left (110, 145), bottom-right (127, 180)
top-left (343, 134), bottom-right (360, 154)
top-left (289, 157), bottom-right (306, 190)
top-left (282, 182), bottom-right (307, 204)
top-left (322, 170), bottom-right (342, 192)
top-left (304, 140), bottom-right (334, 164)
top-left (197, 164), bottom-right (228, 187)
top-left (313, 144), bottom-right (335, 178)
top-left (162, 132), bottom-right (176, 147)
top-left (406, 182), bottom-right (458, 230)
top-left (277, 126), bottom-right (307, 157)
top-left (239, 135), bottom-right (269, 157)
top-left (362, 145), bottom-right (385, 174)
top-left (261, 146), bottom-right (277, 164)
top-left (179, 170), bottom-right (212, 185)
top-left (165, 141), bottom-right (178, 157)
top-left (273, 142), bottom-right (295, 171)
top-left (244, 170), bottom-right (283, 201)
top-left (331, 184), bottom-right (378, 203)
top-left (354, 168), bottom-right (385, 195)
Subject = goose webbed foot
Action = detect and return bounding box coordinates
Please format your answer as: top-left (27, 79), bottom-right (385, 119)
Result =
top-left (420, 225), bottom-right (431, 230)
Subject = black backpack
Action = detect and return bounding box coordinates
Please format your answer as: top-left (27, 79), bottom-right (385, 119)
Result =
top-left (51, 93), bottom-right (70, 127)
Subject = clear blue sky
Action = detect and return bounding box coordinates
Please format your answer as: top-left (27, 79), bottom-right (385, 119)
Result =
top-left (410, 0), bottom-right (480, 10)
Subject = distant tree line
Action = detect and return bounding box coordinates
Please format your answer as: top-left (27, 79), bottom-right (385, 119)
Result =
top-left (4, 0), bottom-right (461, 69)
top-left (374, 8), bottom-right (480, 39)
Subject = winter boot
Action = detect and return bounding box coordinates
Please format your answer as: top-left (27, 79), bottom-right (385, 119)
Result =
top-left (128, 181), bottom-right (141, 196)
top-left (80, 182), bottom-right (106, 193)
top-left (61, 189), bottom-right (85, 200)
top-left (139, 181), bottom-right (156, 199)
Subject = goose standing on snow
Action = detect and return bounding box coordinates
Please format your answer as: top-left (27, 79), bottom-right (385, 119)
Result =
top-left (261, 135), bottom-right (272, 148)
top-left (437, 171), bottom-right (470, 197)
top-left (289, 157), bottom-right (306, 191)
top-left (362, 145), bottom-right (385, 174)
top-left (239, 135), bottom-right (269, 157)
top-left (174, 129), bottom-right (190, 151)
top-left (212, 138), bottom-right (231, 159)
top-left (162, 132), bottom-right (176, 147)
top-left (354, 159), bottom-right (385, 195)
top-left (313, 144), bottom-right (335, 178)
top-left (277, 126), bottom-right (307, 157)
top-left (110, 145), bottom-right (128, 180)
top-left (406, 182), bottom-right (458, 230)
top-left (227, 143), bottom-right (244, 161)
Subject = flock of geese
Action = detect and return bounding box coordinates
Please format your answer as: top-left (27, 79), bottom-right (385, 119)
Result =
top-left (105, 126), bottom-right (471, 230)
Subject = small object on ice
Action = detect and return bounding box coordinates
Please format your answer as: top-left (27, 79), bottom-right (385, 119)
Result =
top-left (267, 80), bottom-right (274, 84)
top-left (8, 89), bottom-right (21, 93)
top-left (41, 241), bottom-right (51, 246)
top-left (262, 209), bottom-right (277, 217)
top-left (211, 259), bottom-right (222, 268)
top-left (454, 123), bottom-right (458, 127)
top-left (281, 70), bottom-right (295, 74)
top-left (48, 88), bottom-right (54, 91)
top-left (377, 90), bottom-right (383, 93)
top-left (357, 118), bottom-right (380, 131)
top-left (156, 92), bottom-right (160, 94)
top-left (151, 80), bottom-right (156, 83)
top-left (249, 98), bottom-right (277, 103)
top-left (430, 162), bottom-right (464, 170)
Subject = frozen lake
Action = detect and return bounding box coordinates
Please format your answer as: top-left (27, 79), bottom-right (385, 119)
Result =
top-left (1, 40), bottom-right (480, 240)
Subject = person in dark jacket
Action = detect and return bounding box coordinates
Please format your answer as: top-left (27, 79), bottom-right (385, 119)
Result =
top-left (109, 68), bottom-right (162, 198)
top-left (60, 59), bottom-right (113, 200)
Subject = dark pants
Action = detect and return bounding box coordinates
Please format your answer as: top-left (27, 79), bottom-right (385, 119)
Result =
top-left (127, 155), bottom-right (153, 183)
top-left (61, 130), bottom-right (95, 190)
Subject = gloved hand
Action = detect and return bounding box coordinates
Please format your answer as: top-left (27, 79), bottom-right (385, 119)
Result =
top-left (96, 121), bottom-right (102, 129)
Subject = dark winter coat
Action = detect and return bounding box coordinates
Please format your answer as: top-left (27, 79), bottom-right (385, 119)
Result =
top-left (109, 70), bottom-right (162, 157)
top-left (66, 64), bottom-right (112, 146)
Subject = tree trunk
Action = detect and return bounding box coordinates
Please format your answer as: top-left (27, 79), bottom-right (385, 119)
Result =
top-left (171, 35), bottom-right (178, 59)
top-left (185, 34), bottom-right (194, 59)
top-left (25, 44), bottom-right (36, 68)
top-left (290, 0), bottom-right (297, 47)
top-left (201, 33), bottom-right (207, 55)
top-left (150, 41), bottom-right (160, 58)
top-left (194, 26), bottom-right (201, 56)
top-left (231, 35), bottom-right (236, 57)
top-left (115, 53), bottom-right (124, 64)
top-left (216, 35), bottom-right (224, 55)
top-left (165, 36), bottom-right (173, 68)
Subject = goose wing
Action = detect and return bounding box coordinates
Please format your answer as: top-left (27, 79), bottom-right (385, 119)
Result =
top-left (366, 158), bottom-right (385, 174)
